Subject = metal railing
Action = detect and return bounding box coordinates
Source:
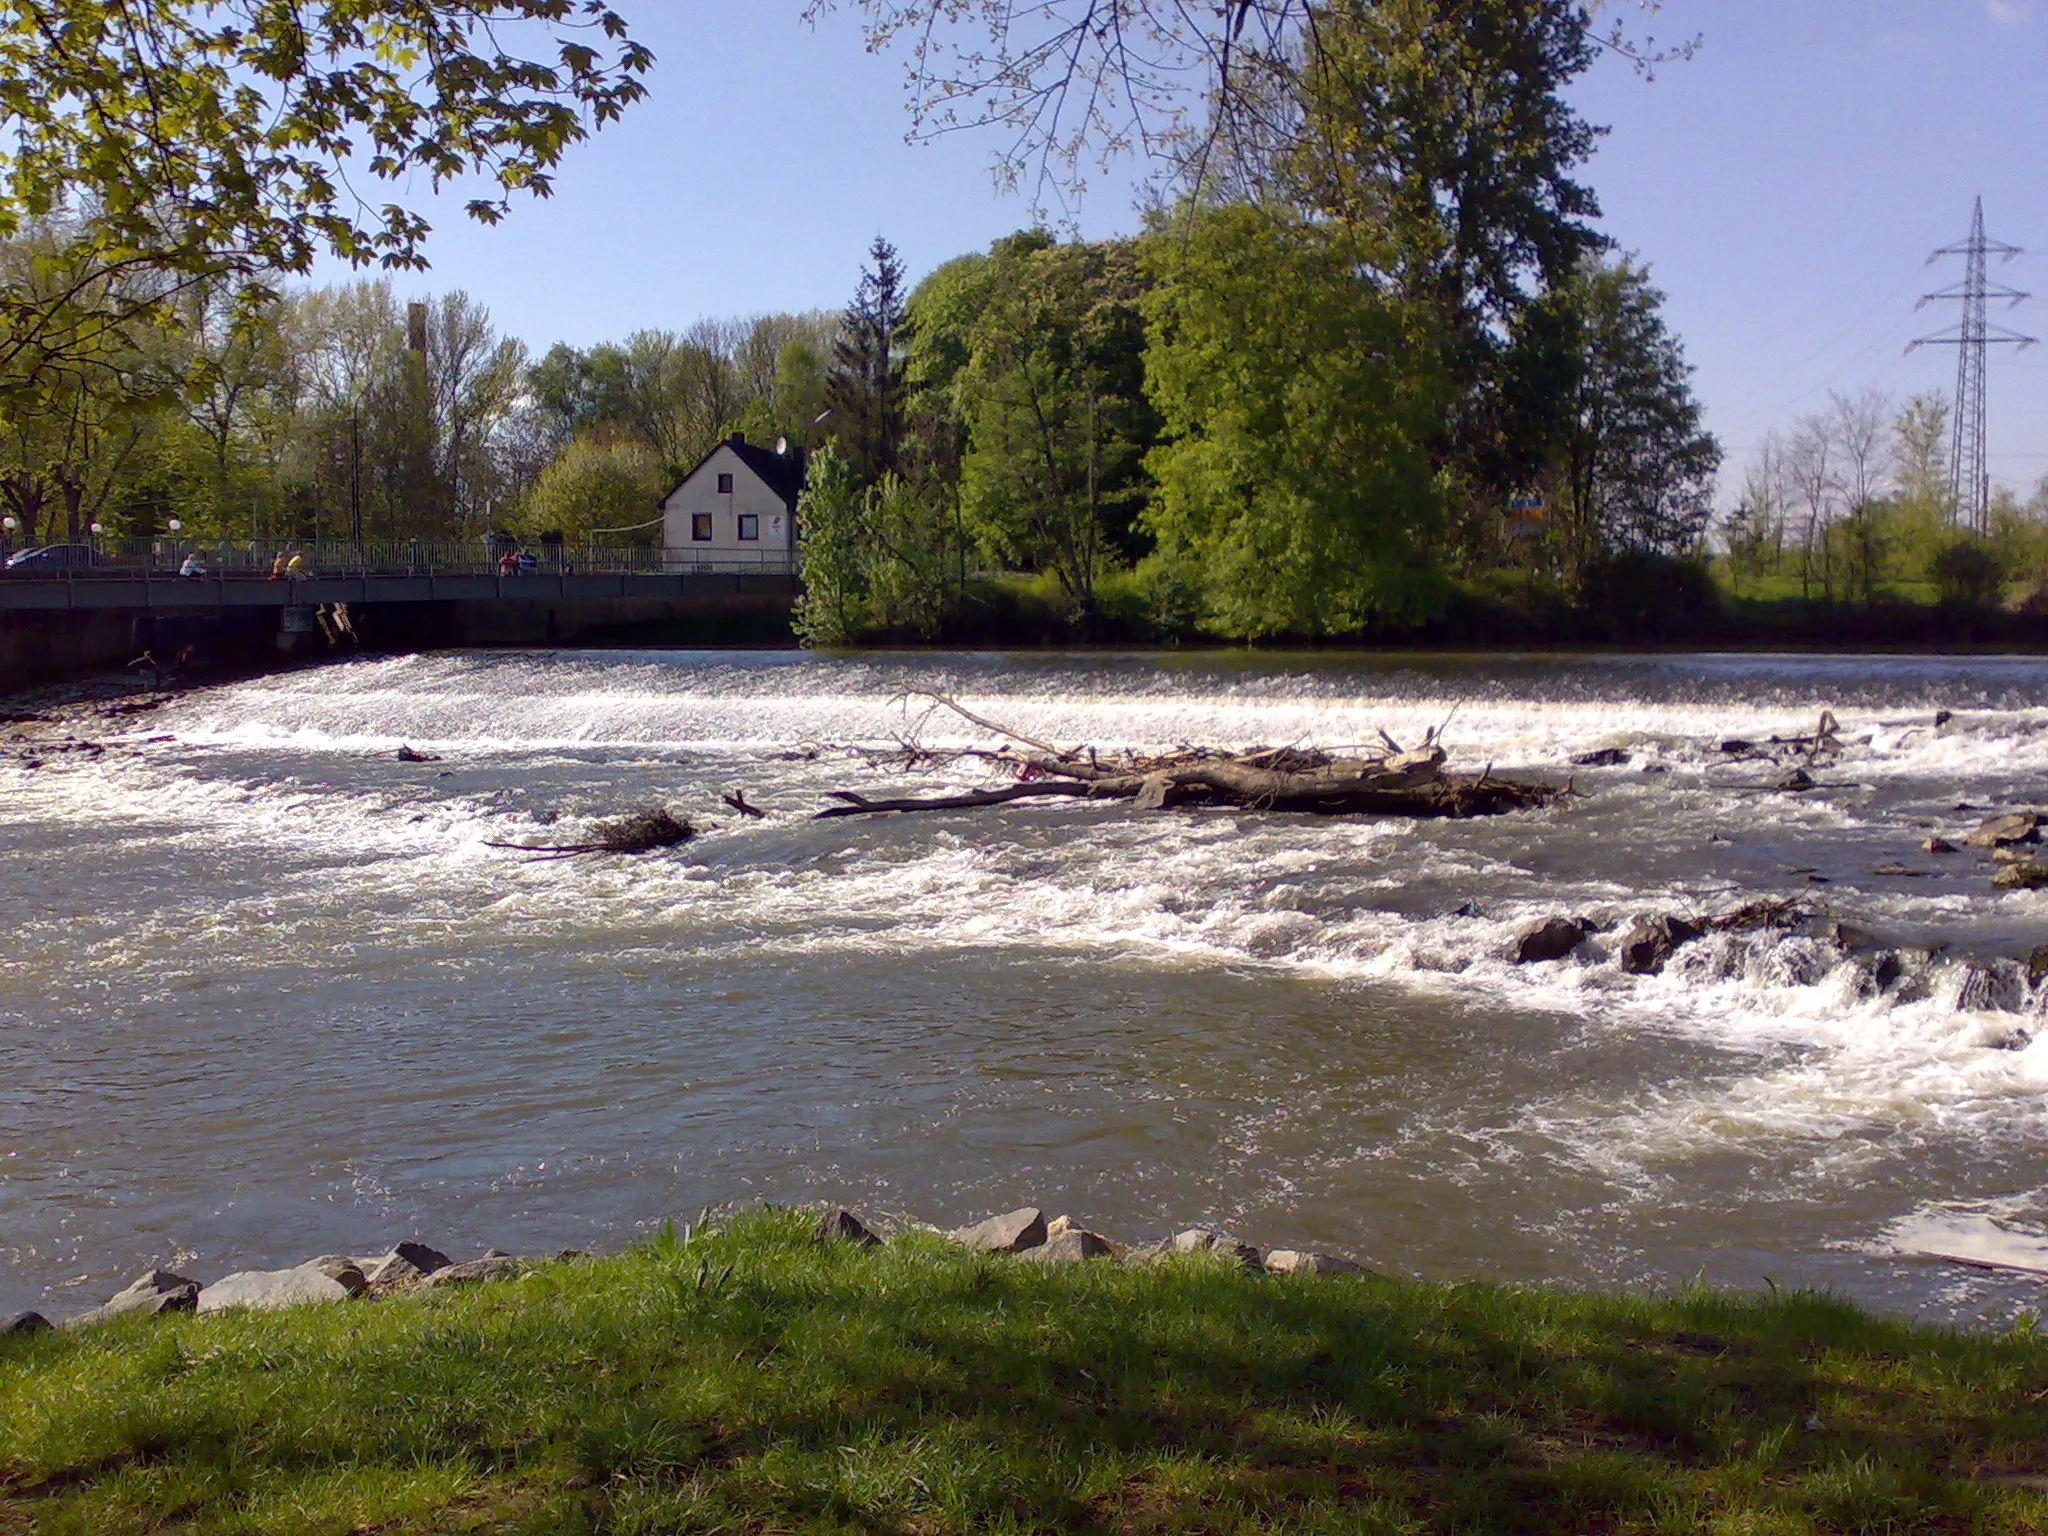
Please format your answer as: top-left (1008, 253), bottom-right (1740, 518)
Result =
top-left (1, 537), bottom-right (795, 580)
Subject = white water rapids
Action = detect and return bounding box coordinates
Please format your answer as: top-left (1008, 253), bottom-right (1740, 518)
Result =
top-left (4, 648), bottom-right (2047, 1320)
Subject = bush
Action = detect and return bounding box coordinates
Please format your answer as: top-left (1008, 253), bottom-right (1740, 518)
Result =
top-left (1930, 538), bottom-right (2006, 611)
top-left (1575, 552), bottom-right (1721, 640)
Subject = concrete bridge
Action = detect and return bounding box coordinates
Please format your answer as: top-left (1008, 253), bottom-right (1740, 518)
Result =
top-left (0, 570), bottom-right (799, 690)
top-left (0, 569), bottom-right (794, 612)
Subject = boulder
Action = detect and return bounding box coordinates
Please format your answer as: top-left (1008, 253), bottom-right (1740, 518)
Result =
top-left (1966, 811), bottom-right (2040, 849)
top-left (1957, 962), bottom-right (2030, 1014)
top-left (1263, 1250), bottom-right (1366, 1277)
top-left (947, 1207), bottom-right (1046, 1254)
top-left (196, 1265), bottom-right (352, 1314)
top-left (419, 1257), bottom-right (522, 1290)
top-left (1164, 1228), bottom-right (1262, 1269)
top-left (304, 1257), bottom-right (369, 1297)
top-left (1867, 951), bottom-right (1904, 991)
top-left (364, 1241), bottom-right (453, 1295)
top-left (1019, 1230), bottom-right (1114, 1264)
top-left (1619, 915), bottom-right (1705, 975)
top-left (2028, 944), bottom-right (2048, 985)
top-left (1777, 768), bottom-right (1816, 792)
top-left (1510, 916), bottom-right (1591, 965)
top-left (814, 1209), bottom-right (882, 1247)
top-left (1923, 836), bottom-right (1959, 854)
top-left (1570, 747), bottom-right (1630, 767)
top-left (1993, 862), bottom-right (2048, 891)
top-left (1719, 739), bottom-right (1756, 754)
top-left (1, 1311), bottom-right (50, 1336)
top-left (64, 1270), bottom-right (201, 1328)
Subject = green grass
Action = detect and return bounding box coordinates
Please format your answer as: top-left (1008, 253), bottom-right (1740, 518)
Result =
top-left (4, 1210), bottom-right (2046, 1534)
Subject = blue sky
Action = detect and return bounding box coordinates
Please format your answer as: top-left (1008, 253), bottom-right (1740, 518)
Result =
top-left (341, 1), bottom-right (2048, 502)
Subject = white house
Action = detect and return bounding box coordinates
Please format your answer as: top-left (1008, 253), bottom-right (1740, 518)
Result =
top-left (659, 434), bottom-right (806, 570)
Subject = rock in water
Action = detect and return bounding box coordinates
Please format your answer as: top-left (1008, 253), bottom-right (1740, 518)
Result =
top-left (65, 1270), bottom-right (201, 1327)
top-left (196, 1265), bottom-right (353, 1314)
top-left (1571, 747), bottom-right (1631, 767)
top-left (1966, 811), bottom-right (2040, 849)
top-left (1923, 836), bottom-right (1958, 854)
top-left (2028, 944), bottom-right (2048, 985)
top-left (947, 1207), bottom-right (1047, 1253)
top-left (1778, 768), bottom-right (1816, 792)
top-left (1, 1311), bottom-right (50, 1336)
top-left (1619, 915), bottom-right (1704, 975)
top-left (1992, 861), bottom-right (2048, 891)
top-left (1020, 1230), bottom-right (1114, 1263)
top-left (814, 1209), bottom-right (882, 1247)
top-left (1511, 916), bottom-right (1591, 964)
top-left (1263, 1250), bottom-right (1367, 1276)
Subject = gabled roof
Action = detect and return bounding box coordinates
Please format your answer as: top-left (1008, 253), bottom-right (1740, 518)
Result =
top-left (664, 434), bottom-right (807, 511)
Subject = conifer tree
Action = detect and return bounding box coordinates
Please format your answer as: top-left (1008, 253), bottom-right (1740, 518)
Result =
top-left (827, 238), bottom-right (912, 483)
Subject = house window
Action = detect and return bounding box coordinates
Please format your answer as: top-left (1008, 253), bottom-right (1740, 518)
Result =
top-left (737, 514), bottom-right (759, 542)
top-left (691, 513), bottom-right (713, 542)
top-left (716, 472), bottom-right (735, 494)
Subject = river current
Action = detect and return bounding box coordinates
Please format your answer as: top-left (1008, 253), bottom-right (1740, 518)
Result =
top-left (4, 648), bottom-right (2048, 1322)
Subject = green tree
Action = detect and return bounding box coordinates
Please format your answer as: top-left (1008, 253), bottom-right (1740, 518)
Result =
top-left (1542, 255), bottom-right (1719, 576)
top-left (1288, 0), bottom-right (1606, 514)
top-left (0, 2), bottom-right (648, 402)
top-left (955, 238), bottom-right (1157, 618)
top-left (1141, 205), bottom-right (1446, 638)
top-left (1890, 393), bottom-right (1952, 579)
top-left (793, 444), bottom-right (867, 647)
top-left (828, 238), bottom-right (913, 483)
top-left (520, 434), bottom-right (666, 544)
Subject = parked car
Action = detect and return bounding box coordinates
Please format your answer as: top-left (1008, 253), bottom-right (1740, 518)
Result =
top-left (4, 544), bottom-right (108, 571)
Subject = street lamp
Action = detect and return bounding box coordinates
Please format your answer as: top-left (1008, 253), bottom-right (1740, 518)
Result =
top-left (166, 519), bottom-right (183, 533)
top-left (1, 515), bottom-right (13, 561)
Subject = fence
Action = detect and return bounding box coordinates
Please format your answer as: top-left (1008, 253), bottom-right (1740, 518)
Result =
top-left (7, 538), bottom-right (795, 580)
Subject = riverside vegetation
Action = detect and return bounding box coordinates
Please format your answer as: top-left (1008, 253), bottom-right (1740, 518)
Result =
top-left (4, 1206), bottom-right (2048, 1535)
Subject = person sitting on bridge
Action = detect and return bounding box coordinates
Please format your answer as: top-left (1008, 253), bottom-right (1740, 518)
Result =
top-left (516, 549), bottom-right (538, 574)
top-left (497, 548), bottom-right (521, 576)
top-left (178, 552), bottom-right (206, 579)
top-left (269, 552), bottom-right (288, 580)
top-left (285, 550), bottom-right (306, 577)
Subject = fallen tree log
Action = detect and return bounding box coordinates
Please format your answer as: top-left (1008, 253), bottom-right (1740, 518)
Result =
top-left (814, 766), bottom-right (1560, 821)
top-left (801, 691), bottom-right (1563, 824)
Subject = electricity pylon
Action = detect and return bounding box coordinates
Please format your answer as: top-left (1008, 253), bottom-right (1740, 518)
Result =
top-left (1910, 197), bottom-right (2036, 534)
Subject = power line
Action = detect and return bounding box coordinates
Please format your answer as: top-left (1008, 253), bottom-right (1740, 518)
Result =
top-left (1908, 196), bottom-right (2036, 534)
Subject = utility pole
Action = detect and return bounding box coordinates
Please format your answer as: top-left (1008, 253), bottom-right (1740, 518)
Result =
top-left (1910, 197), bottom-right (2035, 535)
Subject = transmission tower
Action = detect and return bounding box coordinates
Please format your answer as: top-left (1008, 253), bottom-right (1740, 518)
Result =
top-left (1909, 197), bottom-right (2036, 534)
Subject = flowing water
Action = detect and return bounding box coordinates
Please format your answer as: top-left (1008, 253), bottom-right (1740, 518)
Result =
top-left (5, 648), bottom-right (2048, 1322)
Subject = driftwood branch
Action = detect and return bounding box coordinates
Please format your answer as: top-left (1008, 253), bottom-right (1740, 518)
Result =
top-left (897, 688), bottom-right (1070, 760)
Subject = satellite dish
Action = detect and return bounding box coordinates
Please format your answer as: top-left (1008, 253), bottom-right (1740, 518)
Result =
top-left (775, 436), bottom-right (789, 456)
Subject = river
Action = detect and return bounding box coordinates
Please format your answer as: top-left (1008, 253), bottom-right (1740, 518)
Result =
top-left (4, 648), bottom-right (2047, 1322)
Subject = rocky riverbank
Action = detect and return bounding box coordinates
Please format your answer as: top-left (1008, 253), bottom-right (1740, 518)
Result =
top-left (5, 1205), bottom-right (2047, 1535)
top-left (2, 1203), bottom-right (1366, 1336)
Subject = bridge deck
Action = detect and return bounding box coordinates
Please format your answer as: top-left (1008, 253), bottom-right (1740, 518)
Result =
top-left (0, 572), bottom-right (797, 612)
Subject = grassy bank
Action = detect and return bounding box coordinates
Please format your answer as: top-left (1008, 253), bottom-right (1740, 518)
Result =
top-left (4, 1211), bottom-right (2046, 1534)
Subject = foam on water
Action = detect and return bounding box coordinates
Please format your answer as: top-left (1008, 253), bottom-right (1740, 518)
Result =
top-left (11, 648), bottom-right (2048, 1313)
